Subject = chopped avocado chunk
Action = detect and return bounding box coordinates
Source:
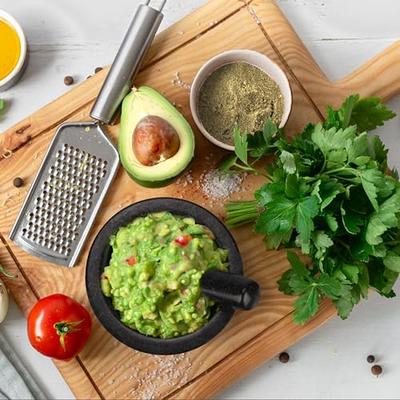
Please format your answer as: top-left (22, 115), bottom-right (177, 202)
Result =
top-left (102, 212), bottom-right (229, 338)
top-left (119, 86), bottom-right (195, 187)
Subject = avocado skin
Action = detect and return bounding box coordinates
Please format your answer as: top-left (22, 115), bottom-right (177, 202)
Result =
top-left (127, 172), bottom-right (175, 188)
top-left (119, 86), bottom-right (195, 187)
top-left (125, 160), bottom-right (193, 188)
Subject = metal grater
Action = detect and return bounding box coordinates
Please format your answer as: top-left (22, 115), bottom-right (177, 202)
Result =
top-left (10, 123), bottom-right (119, 267)
top-left (10, 1), bottom-right (166, 267)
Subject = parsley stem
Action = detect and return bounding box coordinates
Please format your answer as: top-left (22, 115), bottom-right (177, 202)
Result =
top-left (325, 166), bottom-right (356, 175)
top-left (225, 200), bottom-right (260, 227)
top-left (233, 163), bottom-right (256, 173)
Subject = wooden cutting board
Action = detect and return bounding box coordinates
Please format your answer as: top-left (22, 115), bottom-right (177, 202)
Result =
top-left (0, 1), bottom-right (399, 398)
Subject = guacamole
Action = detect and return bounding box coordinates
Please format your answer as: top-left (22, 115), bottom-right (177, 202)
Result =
top-left (101, 212), bottom-right (229, 338)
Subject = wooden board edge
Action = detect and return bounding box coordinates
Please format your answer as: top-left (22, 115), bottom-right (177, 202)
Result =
top-left (249, 0), bottom-right (327, 118)
top-left (169, 300), bottom-right (336, 400)
top-left (0, 0), bottom-right (252, 158)
top-left (335, 41), bottom-right (400, 106)
top-left (0, 233), bottom-right (102, 400)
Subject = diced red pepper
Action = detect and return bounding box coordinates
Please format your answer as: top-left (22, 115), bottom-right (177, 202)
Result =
top-left (126, 256), bottom-right (136, 266)
top-left (174, 235), bottom-right (192, 247)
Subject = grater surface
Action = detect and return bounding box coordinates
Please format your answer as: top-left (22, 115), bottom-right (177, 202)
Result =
top-left (10, 122), bottom-right (119, 267)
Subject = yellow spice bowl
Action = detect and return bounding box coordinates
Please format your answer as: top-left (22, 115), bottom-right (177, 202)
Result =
top-left (0, 10), bottom-right (28, 92)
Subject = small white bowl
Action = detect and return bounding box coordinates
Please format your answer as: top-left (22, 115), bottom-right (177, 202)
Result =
top-left (0, 10), bottom-right (28, 92)
top-left (190, 49), bottom-right (292, 151)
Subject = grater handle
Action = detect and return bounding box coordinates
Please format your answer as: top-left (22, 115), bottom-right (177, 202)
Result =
top-left (90, 2), bottom-right (165, 125)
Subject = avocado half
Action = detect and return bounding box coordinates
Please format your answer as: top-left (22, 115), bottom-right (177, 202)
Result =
top-left (119, 86), bottom-right (195, 188)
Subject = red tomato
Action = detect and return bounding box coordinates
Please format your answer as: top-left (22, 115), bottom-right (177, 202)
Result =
top-left (126, 256), bottom-right (136, 266)
top-left (174, 235), bottom-right (192, 247)
top-left (27, 294), bottom-right (92, 361)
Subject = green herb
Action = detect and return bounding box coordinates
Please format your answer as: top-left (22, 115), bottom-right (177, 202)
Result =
top-left (198, 62), bottom-right (284, 146)
top-left (0, 99), bottom-right (6, 114)
top-left (223, 94), bottom-right (398, 324)
top-left (0, 265), bottom-right (16, 279)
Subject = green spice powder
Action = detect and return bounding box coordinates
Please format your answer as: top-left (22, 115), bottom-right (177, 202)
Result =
top-left (198, 62), bottom-right (284, 145)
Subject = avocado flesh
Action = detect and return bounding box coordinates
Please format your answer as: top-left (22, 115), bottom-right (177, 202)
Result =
top-left (119, 86), bottom-right (195, 186)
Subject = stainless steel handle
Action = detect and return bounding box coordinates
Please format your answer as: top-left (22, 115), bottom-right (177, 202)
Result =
top-left (90, 2), bottom-right (165, 124)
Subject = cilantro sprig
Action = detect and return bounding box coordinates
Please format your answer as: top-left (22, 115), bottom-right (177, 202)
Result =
top-left (224, 94), bottom-right (398, 324)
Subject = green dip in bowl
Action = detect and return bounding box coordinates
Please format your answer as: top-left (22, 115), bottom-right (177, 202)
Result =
top-left (101, 212), bottom-right (229, 339)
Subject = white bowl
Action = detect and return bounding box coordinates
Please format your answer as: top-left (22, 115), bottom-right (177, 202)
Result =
top-left (190, 49), bottom-right (292, 151)
top-left (0, 10), bottom-right (28, 92)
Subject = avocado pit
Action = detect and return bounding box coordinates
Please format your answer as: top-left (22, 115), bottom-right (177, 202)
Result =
top-left (133, 115), bottom-right (180, 166)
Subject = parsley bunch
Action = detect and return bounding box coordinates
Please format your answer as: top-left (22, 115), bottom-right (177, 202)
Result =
top-left (223, 95), bottom-right (399, 324)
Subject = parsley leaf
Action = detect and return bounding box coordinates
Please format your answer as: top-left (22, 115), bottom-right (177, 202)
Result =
top-left (312, 231), bottom-right (334, 262)
top-left (263, 119), bottom-right (279, 142)
top-left (350, 96), bottom-right (397, 132)
top-left (233, 125), bottom-right (248, 165)
top-left (383, 252), bottom-right (400, 273)
top-left (295, 196), bottom-right (319, 253)
top-left (360, 169), bottom-right (383, 211)
top-left (219, 121), bottom-right (281, 173)
top-left (366, 189), bottom-right (400, 245)
top-left (280, 151), bottom-right (296, 174)
top-left (367, 135), bottom-right (388, 170)
top-left (256, 197), bottom-right (296, 235)
top-left (293, 286), bottom-right (319, 324)
top-left (219, 154), bottom-right (238, 172)
top-left (324, 94), bottom-right (396, 132)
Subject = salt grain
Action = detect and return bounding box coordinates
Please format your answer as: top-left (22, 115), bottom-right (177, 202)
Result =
top-left (200, 169), bottom-right (245, 200)
top-left (172, 72), bottom-right (191, 91)
top-left (129, 353), bottom-right (192, 400)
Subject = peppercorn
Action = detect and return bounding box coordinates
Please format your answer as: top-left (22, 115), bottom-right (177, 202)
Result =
top-left (279, 352), bottom-right (289, 363)
top-left (95, 67), bottom-right (103, 73)
top-left (13, 177), bottom-right (24, 188)
top-left (371, 365), bottom-right (383, 376)
top-left (64, 76), bottom-right (74, 86)
top-left (86, 75), bottom-right (92, 80)
top-left (367, 355), bottom-right (375, 364)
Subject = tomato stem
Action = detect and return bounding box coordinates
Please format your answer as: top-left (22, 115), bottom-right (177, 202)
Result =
top-left (54, 320), bottom-right (83, 352)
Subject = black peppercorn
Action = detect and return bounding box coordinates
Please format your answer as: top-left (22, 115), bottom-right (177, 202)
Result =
top-left (13, 177), bottom-right (24, 188)
top-left (367, 355), bottom-right (375, 364)
top-left (64, 76), bottom-right (74, 86)
top-left (279, 352), bottom-right (290, 363)
top-left (371, 365), bottom-right (383, 376)
top-left (95, 67), bottom-right (103, 73)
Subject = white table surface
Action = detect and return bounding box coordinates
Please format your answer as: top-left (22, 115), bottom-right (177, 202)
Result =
top-left (1, 1), bottom-right (400, 399)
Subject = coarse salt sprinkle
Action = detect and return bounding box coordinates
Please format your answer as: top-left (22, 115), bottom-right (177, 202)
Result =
top-left (200, 169), bottom-right (245, 200)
